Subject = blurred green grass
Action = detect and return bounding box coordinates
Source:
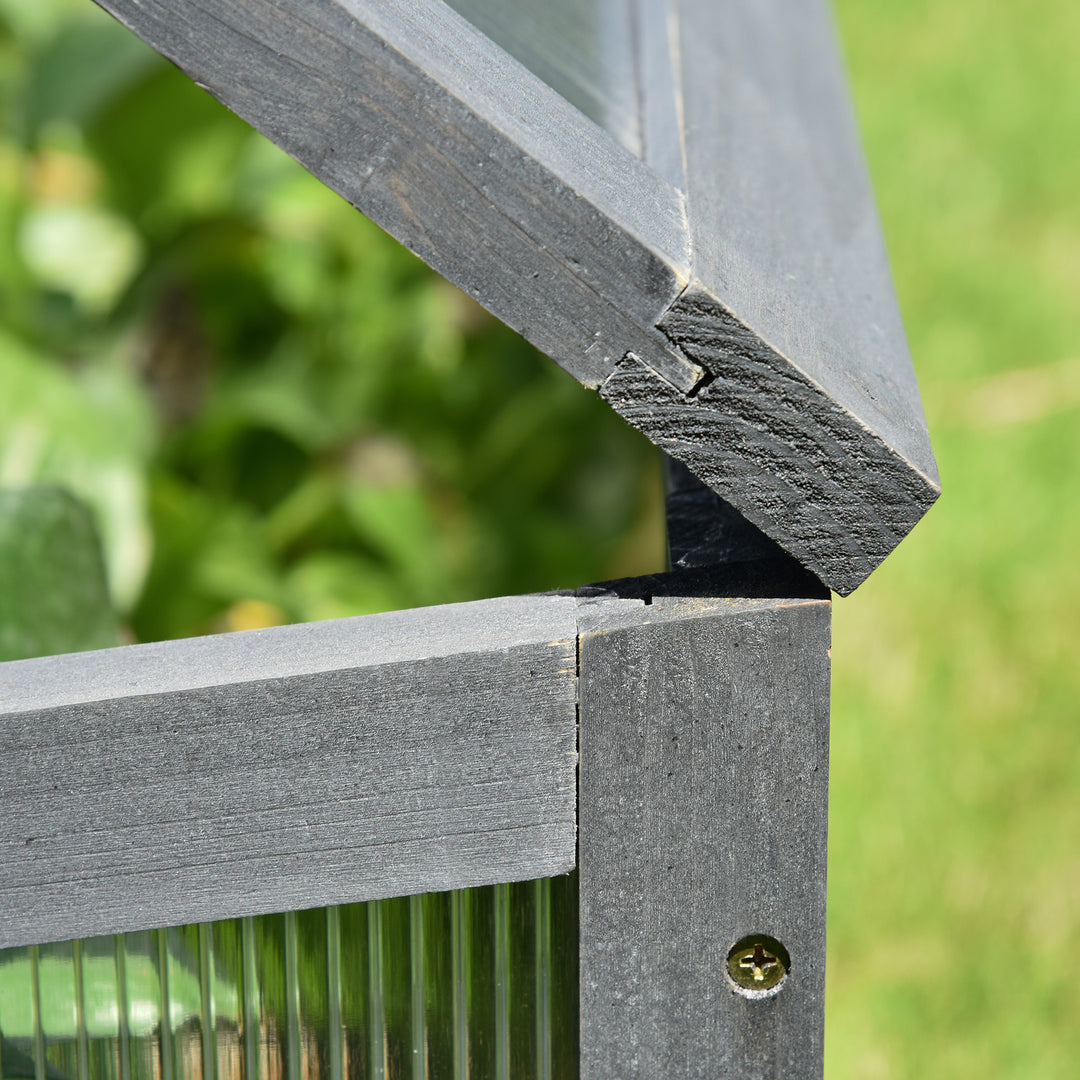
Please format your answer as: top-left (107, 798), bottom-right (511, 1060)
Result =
top-left (0, 0), bottom-right (1077, 1075)
top-left (829, 0), bottom-right (1080, 1075)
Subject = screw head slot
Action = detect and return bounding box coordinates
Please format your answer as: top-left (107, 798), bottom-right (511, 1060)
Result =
top-left (726, 934), bottom-right (790, 997)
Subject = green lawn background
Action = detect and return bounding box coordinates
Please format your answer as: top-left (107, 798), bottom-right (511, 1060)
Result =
top-left (1, 0), bottom-right (1077, 1075)
top-left (828, 1), bottom-right (1080, 1075)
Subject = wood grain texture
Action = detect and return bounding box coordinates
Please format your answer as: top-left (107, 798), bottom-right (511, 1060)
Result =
top-left (577, 591), bottom-right (831, 1079)
top-left (607, 0), bottom-right (939, 592)
top-left (0, 595), bottom-right (578, 948)
top-left (603, 318), bottom-right (938, 594)
top-left (90, 0), bottom-right (698, 393)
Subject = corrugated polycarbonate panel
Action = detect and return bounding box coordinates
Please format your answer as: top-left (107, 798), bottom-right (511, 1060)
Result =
top-left (0, 876), bottom-right (578, 1080)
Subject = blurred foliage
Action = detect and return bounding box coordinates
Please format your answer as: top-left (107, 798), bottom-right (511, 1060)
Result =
top-left (0, 0), bottom-right (662, 655)
top-left (0, 486), bottom-right (117, 659)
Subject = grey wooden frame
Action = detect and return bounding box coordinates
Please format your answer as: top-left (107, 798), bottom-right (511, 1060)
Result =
top-left (86, 0), bottom-right (938, 595)
top-left (1, 475), bottom-right (832, 1080)
top-left (1, 537), bottom-right (831, 1080)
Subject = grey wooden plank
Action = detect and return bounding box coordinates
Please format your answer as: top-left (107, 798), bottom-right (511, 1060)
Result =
top-left (605, 0), bottom-right (939, 593)
top-left (91, 0), bottom-right (698, 394)
top-left (0, 593), bottom-right (579, 714)
top-left (0, 595), bottom-right (578, 948)
top-left (674, 0), bottom-right (930, 463)
top-left (577, 588), bottom-right (831, 1079)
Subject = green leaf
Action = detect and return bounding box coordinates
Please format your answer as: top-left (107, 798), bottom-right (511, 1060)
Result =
top-left (18, 9), bottom-right (159, 143)
top-left (18, 202), bottom-right (143, 312)
top-left (0, 485), bottom-right (118, 660)
top-left (0, 329), bottom-right (154, 610)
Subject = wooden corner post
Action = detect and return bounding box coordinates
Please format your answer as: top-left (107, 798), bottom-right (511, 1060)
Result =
top-left (577, 482), bottom-right (832, 1077)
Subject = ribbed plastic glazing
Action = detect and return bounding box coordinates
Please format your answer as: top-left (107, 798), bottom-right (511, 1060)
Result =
top-left (0, 876), bottom-right (578, 1080)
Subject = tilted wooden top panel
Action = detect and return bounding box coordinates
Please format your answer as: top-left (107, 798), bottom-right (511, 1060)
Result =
top-left (91, 0), bottom-right (939, 592)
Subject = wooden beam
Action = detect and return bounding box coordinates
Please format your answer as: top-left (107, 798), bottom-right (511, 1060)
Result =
top-left (599, 0), bottom-right (940, 594)
top-left (89, 0), bottom-right (938, 594)
top-left (577, 586), bottom-right (831, 1079)
top-left (0, 595), bottom-right (579, 948)
top-left (90, 0), bottom-right (696, 393)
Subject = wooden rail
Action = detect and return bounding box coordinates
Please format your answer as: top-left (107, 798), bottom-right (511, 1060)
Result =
top-left (0, 596), bottom-right (580, 946)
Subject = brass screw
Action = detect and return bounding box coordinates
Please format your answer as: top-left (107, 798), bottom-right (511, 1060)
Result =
top-left (726, 935), bottom-right (790, 995)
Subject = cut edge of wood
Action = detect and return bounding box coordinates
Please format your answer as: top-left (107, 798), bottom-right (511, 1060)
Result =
top-left (600, 287), bottom-right (940, 595)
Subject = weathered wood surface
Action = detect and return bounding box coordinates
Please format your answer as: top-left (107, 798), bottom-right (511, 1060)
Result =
top-left (599, 0), bottom-right (940, 594)
top-left (0, 595), bottom-right (579, 948)
top-left (90, 0), bottom-right (937, 594)
top-left (90, 0), bottom-right (696, 393)
top-left (577, 588), bottom-right (831, 1079)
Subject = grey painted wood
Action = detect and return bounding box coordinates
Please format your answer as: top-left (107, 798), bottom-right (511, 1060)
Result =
top-left (577, 588), bottom-right (831, 1079)
top-left (0, 595), bottom-right (579, 948)
top-left (636, 0), bottom-right (686, 190)
top-left (444, 0), bottom-right (684, 191)
top-left (603, 325), bottom-right (938, 593)
top-left (601, 0), bottom-right (939, 593)
top-left (91, 0), bottom-right (698, 394)
top-left (89, 0), bottom-right (938, 593)
top-left (0, 594), bottom-right (578, 714)
top-left (664, 457), bottom-right (795, 574)
top-left (674, 0), bottom-right (935, 473)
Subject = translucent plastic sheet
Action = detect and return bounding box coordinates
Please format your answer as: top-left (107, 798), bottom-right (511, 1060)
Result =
top-left (0, 876), bottom-right (578, 1080)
